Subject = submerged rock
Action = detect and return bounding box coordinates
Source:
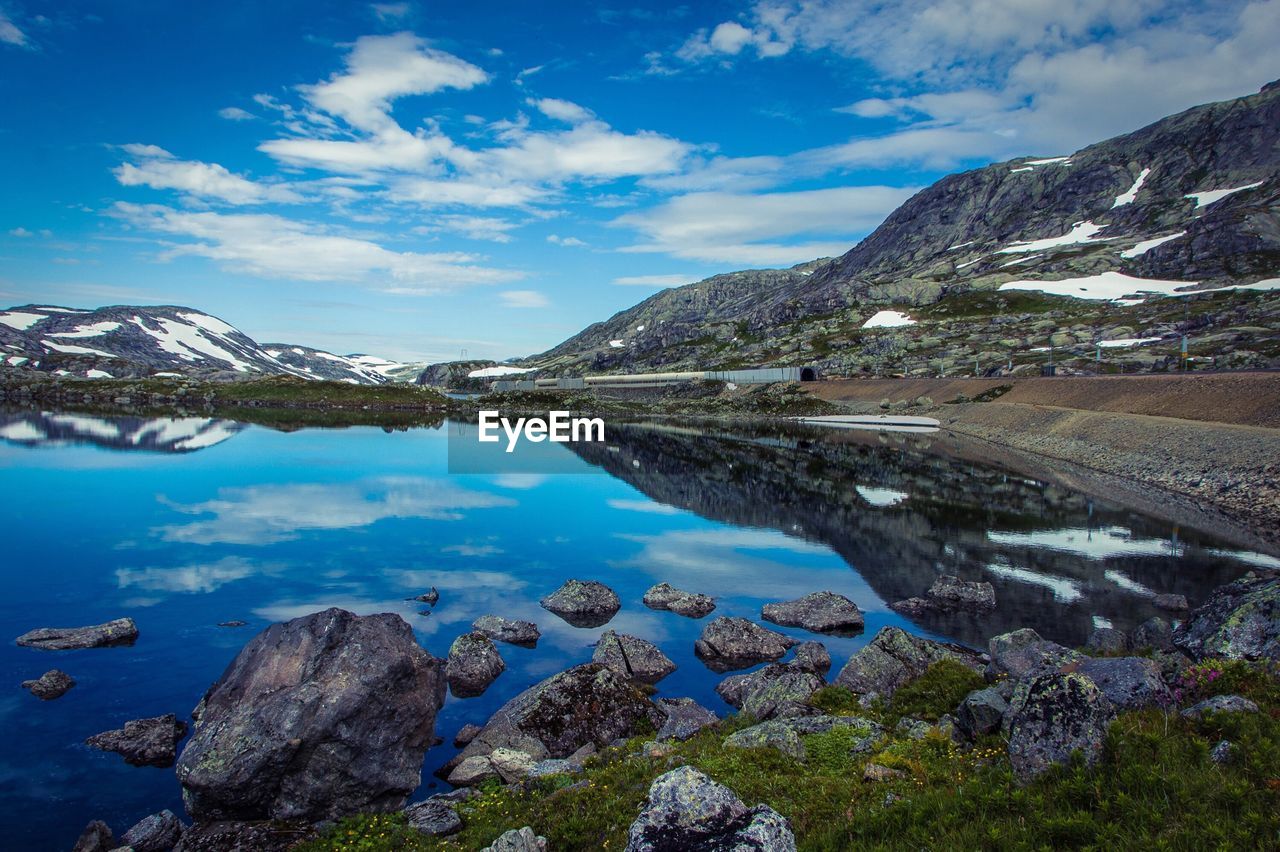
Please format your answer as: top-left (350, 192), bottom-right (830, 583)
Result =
top-left (15, 617), bottom-right (138, 650)
top-left (443, 663), bottom-right (663, 782)
top-left (625, 766), bottom-right (796, 852)
top-left (446, 632), bottom-right (506, 698)
top-left (694, 616), bottom-right (799, 672)
top-left (655, 697), bottom-right (718, 741)
top-left (481, 827), bottom-right (547, 852)
top-left (724, 720), bottom-right (806, 760)
top-left (592, 630), bottom-right (677, 683)
top-left (761, 591), bottom-right (865, 635)
top-left (1174, 572), bottom-right (1280, 661)
top-left (472, 615), bottom-right (540, 647)
top-left (539, 579), bottom-right (621, 628)
top-left (176, 608), bottom-right (446, 823)
top-left (642, 582), bottom-right (716, 618)
top-left (121, 809), bottom-right (185, 852)
top-left (21, 668), bottom-right (75, 700)
top-left (71, 821), bottom-right (115, 852)
top-left (217, 620), bottom-right (247, 628)
top-left (835, 626), bottom-right (984, 702)
top-left (1007, 672), bottom-right (1116, 783)
top-left (85, 714), bottom-right (187, 768)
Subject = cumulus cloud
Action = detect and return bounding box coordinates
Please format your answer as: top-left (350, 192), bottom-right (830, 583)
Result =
top-left (217, 106), bottom-right (256, 121)
top-left (612, 274), bottom-right (696, 287)
top-left (614, 185), bottom-right (917, 265)
top-left (113, 202), bottom-right (521, 292)
top-left (0, 11), bottom-right (26, 46)
top-left (499, 289), bottom-right (550, 308)
top-left (528, 97), bottom-right (594, 124)
top-left (424, 214), bottom-right (522, 242)
top-left (114, 146), bottom-right (303, 205)
top-left (546, 234), bottom-right (587, 247)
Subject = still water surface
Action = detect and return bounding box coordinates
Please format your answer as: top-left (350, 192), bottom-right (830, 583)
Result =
top-left (1, 410), bottom-right (1274, 849)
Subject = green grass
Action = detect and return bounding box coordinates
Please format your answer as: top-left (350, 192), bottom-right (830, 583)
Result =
top-left (302, 660), bottom-right (1280, 851)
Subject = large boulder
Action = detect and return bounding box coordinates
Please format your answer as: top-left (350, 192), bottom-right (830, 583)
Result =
top-left (85, 714), bottom-right (187, 768)
top-left (655, 698), bottom-right (718, 741)
top-left (1085, 627), bottom-right (1129, 655)
top-left (21, 668), bottom-right (75, 700)
top-left (643, 583), bottom-right (716, 618)
top-left (834, 626), bottom-right (984, 702)
top-left (986, 629), bottom-right (1082, 681)
top-left (446, 632), bottom-right (506, 698)
top-left (1181, 694), bottom-right (1260, 720)
top-left (15, 617), bottom-right (137, 650)
top-left (172, 820), bottom-right (315, 851)
top-left (724, 720), bottom-right (806, 760)
top-left (761, 591), bottom-right (865, 635)
top-left (593, 630), bottom-right (677, 683)
top-left (740, 667), bottom-right (825, 721)
top-left (792, 641), bottom-right (831, 674)
top-left (1173, 572), bottom-right (1280, 661)
top-left (625, 766), bottom-right (796, 852)
top-left (175, 608), bottom-right (446, 823)
top-left (444, 663), bottom-right (663, 781)
top-left (1075, 656), bottom-right (1173, 711)
top-left (482, 827), bottom-right (547, 852)
top-left (121, 810), bottom-right (185, 852)
top-left (694, 617), bottom-right (799, 672)
top-left (539, 579), bottom-right (621, 628)
top-left (1131, 617), bottom-right (1175, 651)
top-left (1006, 672), bottom-right (1116, 783)
top-left (956, 687), bottom-right (1008, 738)
top-left (472, 615), bottom-right (540, 647)
top-left (892, 576), bottom-right (996, 615)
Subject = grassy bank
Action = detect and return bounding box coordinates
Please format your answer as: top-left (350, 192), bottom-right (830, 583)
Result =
top-left (301, 659), bottom-right (1280, 851)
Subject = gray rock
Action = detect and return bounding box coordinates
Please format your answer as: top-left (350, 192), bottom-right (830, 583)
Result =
top-left (835, 626), bottom-right (984, 702)
top-left (217, 621), bottom-right (247, 628)
top-left (986, 630), bottom-right (1082, 681)
top-left (489, 747), bottom-right (538, 783)
top-left (539, 579), bottom-right (621, 628)
top-left (527, 758), bottom-right (583, 778)
top-left (404, 796), bottom-right (462, 837)
top-left (85, 714), bottom-right (187, 768)
top-left (1085, 627), bottom-right (1129, 655)
top-left (446, 632), bottom-right (506, 698)
top-left (171, 819), bottom-right (316, 851)
top-left (472, 615), bottom-right (540, 647)
top-left (780, 715), bottom-right (882, 737)
top-left (695, 616), bottom-right (799, 672)
top-left (21, 668), bottom-right (75, 700)
top-left (741, 667), bottom-right (825, 721)
top-left (956, 688), bottom-right (1008, 738)
top-left (1076, 656), bottom-right (1173, 710)
top-left (1210, 740), bottom-right (1236, 764)
top-left (444, 663), bottom-right (663, 778)
top-left (791, 641), bottom-right (831, 674)
top-left (72, 821), bottom-right (116, 852)
top-left (412, 587), bottom-right (440, 605)
top-left (642, 583), bottom-right (716, 618)
top-left (625, 766), bottom-right (796, 852)
top-left (724, 720), bottom-right (807, 760)
top-left (761, 591), bottom-right (865, 635)
top-left (1181, 694), bottom-right (1260, 719)
top-left (1007, 672), bottom-right (1116, 783)
top-left (926, 575), bottom-right (996, 610)
top-left (481, 826), bottom-right (547, 852)
top-left (176, 608), bottom-right (446, 823)
top-left (1174, 573), bottom-right (1280, 661)
top-left (593, 630), bottom-right (676, 683)
top-left (15, 617), bottom-right (138, 650)
top-left (863, 764), bottom-right (907, 782)
top-left (1131, 617), bottom-right (1175, 651)
top-left (1153, 593), bottom-right (1189, 612)
top-left (455, 723), bottom-right (484, 747)
top-left (895, 718), bottom-right (932, 740)
top-left (448, 754), bottom-right (499, 786)
top-left (121, 810), bottom-right (184, 852)
top-left (655, 697), bottom-right (718, 741)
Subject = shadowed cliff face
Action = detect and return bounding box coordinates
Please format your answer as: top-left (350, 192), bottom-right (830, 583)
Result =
top-left (568, 422), bottom-right (1262, 648)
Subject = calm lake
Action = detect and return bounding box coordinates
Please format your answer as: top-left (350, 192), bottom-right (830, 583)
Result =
top-left (2, 410), bottom-right (1275, 850)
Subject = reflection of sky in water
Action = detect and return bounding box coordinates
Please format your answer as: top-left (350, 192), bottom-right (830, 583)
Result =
top-left (0, 413), bottom-right (1275, 849)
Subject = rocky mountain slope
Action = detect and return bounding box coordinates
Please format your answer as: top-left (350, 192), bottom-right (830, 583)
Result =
top-left (0, 305), bottom-right (405, 384)
top-left (529, 81), bottom-right (1280, 378)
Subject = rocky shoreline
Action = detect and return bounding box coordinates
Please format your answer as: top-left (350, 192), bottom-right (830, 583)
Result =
top-left (28, 566), bottom-right (1279, 850)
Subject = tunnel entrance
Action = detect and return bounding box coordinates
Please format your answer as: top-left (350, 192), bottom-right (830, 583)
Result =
top-left (800, 367), bottom-right (817, 381)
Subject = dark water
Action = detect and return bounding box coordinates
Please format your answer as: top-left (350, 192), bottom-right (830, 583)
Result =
top-left (1, 410), bottom-right (1274, 850)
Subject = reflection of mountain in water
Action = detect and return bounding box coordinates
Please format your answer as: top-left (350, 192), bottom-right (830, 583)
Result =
top-left (572, 423), bottom-right (1269, 648)
top-left (0, 411), bottom-right (243, 453)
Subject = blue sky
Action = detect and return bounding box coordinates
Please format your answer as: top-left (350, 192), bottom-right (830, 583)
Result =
top-left (2, 1), bottom-right (1277, 362)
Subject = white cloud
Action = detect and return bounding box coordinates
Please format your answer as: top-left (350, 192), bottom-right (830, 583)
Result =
top-left (371, 2), bottom-right (411, 22)
top-left (612, 274), bottom-right (695, 287)
top-left (424, 214), bottom-right (521, 242)
top-left (528, 97), bottom-right (594, 124)
top-left (0, 11), bottom-right (26, 46)
top-left (217, 106), bottom-right (256, 121)
top-left (499, 289), bottom-right (550, 308)
top-left (546, 234), bottom-right (587, 247)
top-left (114, 146), bottom-right (304, 205)
top-left (614, 185), bottom-right (917, 265)
top-left (8, 227), bottom-right (33, 237)
top-left (114, 202), bottom-right (521, 291)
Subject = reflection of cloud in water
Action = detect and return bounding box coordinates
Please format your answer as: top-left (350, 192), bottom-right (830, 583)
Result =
top-left (610, 527), bottom-right (883, 607)
top-left (386, 568), bottom-right (528, 594)
top-left (442, 543), bottom-right (504, 557)
top-left (854, 486), bottom-right (908, 508)
top-left (492, 474), bottom-right (550, 490)
top-left (253, 597), bottom-right (427, 627)
top-left (1205, 548), bottom-right (1280, 570)
top-left (155, 476), bottom-right (516, 545)
top-left (987, 526), bottom-right (1181, 560)
top-left (116, 556), bottom-right (269, 594)
top-left (984, 561), bottom-right (1083, 603)
top-left (1104, 569), bottom-right (1156, 597)
top-left (607, 499), bottom-right (685, 515)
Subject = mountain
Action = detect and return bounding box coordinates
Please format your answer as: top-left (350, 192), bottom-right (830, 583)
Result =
top-left (531, 81), bottom-right (1280, 378)
top-left (0, 304), bottom-right (406, 384)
